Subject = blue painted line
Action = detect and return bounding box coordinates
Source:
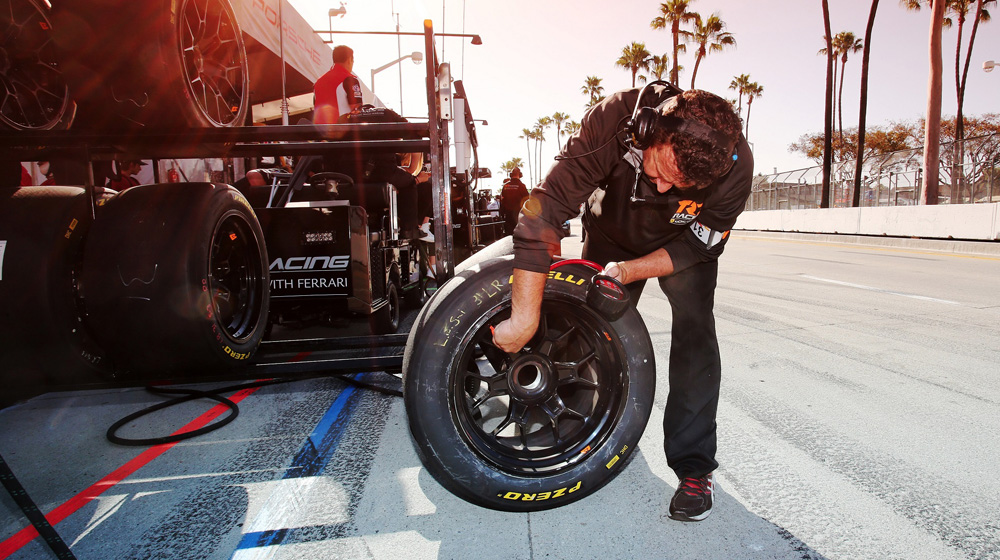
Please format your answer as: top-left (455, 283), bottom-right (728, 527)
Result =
top-left (233, 374), bottom-right (370, 554)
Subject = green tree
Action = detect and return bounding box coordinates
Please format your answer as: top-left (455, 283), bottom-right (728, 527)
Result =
top-left (534, 116), bottom-right (553, 184)
top-left (744, 82), bottom-right (763, 141)
top-left (616, 42), bottom-right (652, 88)
top-left (650, 54), bottom-right (670, 82)
top-left (832, 31), bottom-right (864, 141)
top-left (688, 12), bottom-right (736, 89)
top-left (519, 128), bottom-right (535, 187)
top-left (945, 0), bottom-right (994, 196)
top-left (500, 157), bottom-right (525, 176)
top-left (651, 0), bottom-right (698, 84)
top-left (563, 120), bottom-right (582, 138)
top-left (581, 76), bottom-right (605, 109)
top-left (728, 73), bottom-right (751, 117)
top-left (551, 112), bottom-right (572, 152)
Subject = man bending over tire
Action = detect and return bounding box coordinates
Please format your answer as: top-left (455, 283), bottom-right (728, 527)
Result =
top-left (492, 84), bottom-right (753, 522)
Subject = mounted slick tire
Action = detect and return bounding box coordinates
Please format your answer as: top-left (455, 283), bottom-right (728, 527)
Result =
top-left (403, 238), bottom-right (655, 511)
top-left (0, 186), bottom-right (112, 405)
top-left (80, 183), bottom-right (268, 376)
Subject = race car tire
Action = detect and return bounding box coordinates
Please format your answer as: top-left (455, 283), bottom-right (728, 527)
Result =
top-left (163, 0), bottom-right (250, 128)
top-left (80, 183), bottom-right (268, 376)
top-left (403, 238), bottom-right (655, 511)
top-left (0, 187), bottom-right (111, 405)
top-left (50, 0), bottom-right (248, 130)
top-left (0, 0), bottom-right (76, 130)
top-left (371, 279), bottom-right (400, 334)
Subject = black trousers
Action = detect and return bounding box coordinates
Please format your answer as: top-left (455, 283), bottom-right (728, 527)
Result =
top-left (582, 227), bottom-right (721, 479)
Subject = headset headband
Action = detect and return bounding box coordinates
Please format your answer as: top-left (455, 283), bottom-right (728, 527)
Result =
top-left (654, 96), bottom-right (737, 155)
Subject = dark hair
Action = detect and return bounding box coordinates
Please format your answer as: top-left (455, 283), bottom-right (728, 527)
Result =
top-left (332, 45), bottom-right (353, 65)
top-left (650, 89), bottom-right (741, 186)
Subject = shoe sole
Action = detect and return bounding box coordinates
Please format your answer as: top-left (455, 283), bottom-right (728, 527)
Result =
top-left (669, 507), bottom-right (712, 522)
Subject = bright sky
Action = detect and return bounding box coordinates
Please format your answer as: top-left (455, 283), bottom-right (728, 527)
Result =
top-left (289, 0), bottom-right (1000, 192)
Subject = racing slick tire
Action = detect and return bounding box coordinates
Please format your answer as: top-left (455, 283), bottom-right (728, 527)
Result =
top-left (80, 183), bottom-right (268, 376)
top-left (50, 0), bottom-right (249, 130)
top-left (0, 0), bottom-right (76, 130)
top-left (371, 279), bottom-right (401, 334)
top-left (0, 186), bottom-right (112, 405)
top-left (403, 238), bottom-right (655, 511)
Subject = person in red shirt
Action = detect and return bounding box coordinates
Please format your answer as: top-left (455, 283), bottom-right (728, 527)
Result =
top-left (106, 159), bottom-right (144, 192)
top-left (313, 45), bottom-right (363, 125)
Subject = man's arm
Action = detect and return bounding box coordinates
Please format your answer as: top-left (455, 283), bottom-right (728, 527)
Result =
top-left (491, 268), bottom-right (547, 352)
top-left (604, 248), bottom-right (674, 284)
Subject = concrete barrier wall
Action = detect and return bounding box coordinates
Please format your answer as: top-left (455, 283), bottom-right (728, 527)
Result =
top-left (734, 202), bottom-right (1000, 241)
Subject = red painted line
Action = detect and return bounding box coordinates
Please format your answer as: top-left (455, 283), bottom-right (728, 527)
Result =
top-left (0, 386), bottom-right (262, 559)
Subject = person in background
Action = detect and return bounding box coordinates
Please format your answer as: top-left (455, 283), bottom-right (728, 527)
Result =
top-left (499, 167), bottom-right (529, 235)
top-left (106, 159), bottom-right (145, 192)
top-left (313, 45), bottom-right (363, 125)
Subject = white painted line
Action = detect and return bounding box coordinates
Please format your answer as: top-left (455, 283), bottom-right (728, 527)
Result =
top-left (800, 274), bottom-right (961, 305)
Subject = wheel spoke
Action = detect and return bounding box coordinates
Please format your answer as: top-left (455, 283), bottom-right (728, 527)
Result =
top-left (476, 330), bottom-right (510, 374)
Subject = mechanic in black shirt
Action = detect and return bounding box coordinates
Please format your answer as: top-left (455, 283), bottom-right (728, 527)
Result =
top-left (492, 84), bottom-right (753, 522)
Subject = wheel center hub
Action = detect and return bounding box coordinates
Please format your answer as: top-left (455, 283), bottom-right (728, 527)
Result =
top-left (507, 354), bottom-right (556, 404)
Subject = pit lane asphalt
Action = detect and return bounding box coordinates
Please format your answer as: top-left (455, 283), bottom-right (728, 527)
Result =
top-left (2, 223), bottom-right (999, 560)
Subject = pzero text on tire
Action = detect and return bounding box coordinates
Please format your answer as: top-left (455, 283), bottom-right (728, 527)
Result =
top-left (80, 183), bottom-right (268, 376)
top-left (403, 239), bottom-right (655, 511)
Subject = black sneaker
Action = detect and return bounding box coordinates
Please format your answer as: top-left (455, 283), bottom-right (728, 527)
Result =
top-left (669, 473), bottom-right (714, 522)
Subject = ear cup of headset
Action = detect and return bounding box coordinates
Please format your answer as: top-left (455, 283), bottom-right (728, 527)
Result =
top-left (628, 106), bottom-right (660, 150)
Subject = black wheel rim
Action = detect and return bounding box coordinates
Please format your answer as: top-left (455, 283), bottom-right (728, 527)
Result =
top-left (209, 214), bottom-right (264, 340)
top-left (452, 298), bottom-right (627, 475)
top-left (177, 0), bottom-right (247, 126)
top-left (0, 0), bottom-right (72, 130)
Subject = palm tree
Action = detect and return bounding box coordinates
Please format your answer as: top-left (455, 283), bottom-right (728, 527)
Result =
top-left (651, 0), bottom-right (698, 85)
top-left (948, 0), bottom-right (994, 197)
top-left (551, 112), bottom-right (571, 151)
top-left (832, 31), bottom-right (864, 141)
top-left (688, 12), bottom-right (736, 89)
top-left (563, 120), bottom-right (582, 138)
top-left (821, 0), bottom-right (834, 208)
top-left (615, 42), bottom-right (652, 88)
top-left (853, 0), bottom-right (881, 207)
top-left (649, 54), bottom-right (671, 81)
top-left (581, 76), bottom-right (605, 109)
top-left (519, 128), bottom-right (534, 187)
top-left (500, 157), bottom-right (525, 176)
top-left (534, 116), bottom-right (552, 183)
top-left (817, 37), bottom-right (842, 136)
top-left (729, 73), bottom-right (751, 117)
top-left (901, 0), bottom-right (948, 204)
top-left (744, 82), bottom-right (763, 141)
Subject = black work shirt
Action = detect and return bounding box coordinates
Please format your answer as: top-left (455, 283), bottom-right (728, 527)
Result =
top-left (511, 85), bottom-right (754, 274)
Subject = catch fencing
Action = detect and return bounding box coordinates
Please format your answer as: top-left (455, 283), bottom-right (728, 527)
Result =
top-left (749, 135), bottom-right (999, 211)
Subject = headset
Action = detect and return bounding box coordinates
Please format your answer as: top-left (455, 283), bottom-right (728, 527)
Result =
top-left (625, 81), bottom-right (739, 203)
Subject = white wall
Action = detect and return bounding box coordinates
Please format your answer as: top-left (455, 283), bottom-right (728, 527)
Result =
top-left (734, 203), bottom-right (1000, 241)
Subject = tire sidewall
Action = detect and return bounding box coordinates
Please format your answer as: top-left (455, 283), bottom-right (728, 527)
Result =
top-left (81, 183), bottom-right (268, 374)
top-left (404, 256), bottom-right (655, 511)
